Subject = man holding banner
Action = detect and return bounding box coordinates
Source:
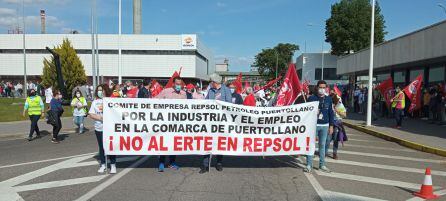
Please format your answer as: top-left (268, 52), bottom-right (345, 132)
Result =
top-left (200, 73), bottom-right (232, 174)
top-left (155, 77), bottom-right (186, 172)
top-left (305, 80), bottom-right (334, 173)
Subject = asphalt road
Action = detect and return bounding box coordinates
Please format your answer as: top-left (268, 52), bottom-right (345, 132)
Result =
top-left (1, 127), bottom-right (445, 201)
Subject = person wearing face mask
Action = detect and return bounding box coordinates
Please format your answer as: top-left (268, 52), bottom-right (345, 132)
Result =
top-left (23, 89), bottom-right (45, 141)
top-left (71, 89), bottom-right (88, 134)
top-left (137, 79), bottom-right (152, 99)
top-left (89, 84), bottom-right (117, 174)
top-left (49, 90), bottom-right (64, 143)
top-left (154, 77), bottom-right (186, 172)
top-left (243, 87), bottom-right (256, 106)
top-left (200, 73), bottom-right (232, 174)
top-left (185, 83), bottom-right (203, 99)
top-left (228, 83), bottom-right (243, 105)
top-left (391, 86), bottom-right (405, 129)
top-left (304, 80), bottom-right (334, 173)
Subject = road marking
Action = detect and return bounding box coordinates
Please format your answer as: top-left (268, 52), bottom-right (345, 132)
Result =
top-left (325, 191), bottom-right (388, 201)
top-left (0, 152), bottom-right (96, 169)
top-left (342, 144), bottom-right (416, 152)
top-left (70, 156), bottom-right (140, 168)
top-left (336, 150), bottom-right (445, 163)
top-left (315, 171), bottom-right (433, 190)
top-left (322, 158), bottom-right (446, 176)
top-left (74, 156), bottom-right (151, 201)
top-left (347, 138), bottom-right (389, 143)
top-left (13, 175), bottom-right (107, 192)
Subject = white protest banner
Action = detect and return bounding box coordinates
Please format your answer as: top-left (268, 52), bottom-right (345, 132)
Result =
top-left (103, 98), bottom-right (318, 156)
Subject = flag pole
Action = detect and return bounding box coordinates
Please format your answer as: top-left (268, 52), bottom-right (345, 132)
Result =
top-left (366, 0), bottom-right (376, 127)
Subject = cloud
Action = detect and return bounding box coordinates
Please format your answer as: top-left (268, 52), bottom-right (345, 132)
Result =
top-left (0, 12), bottom-right (64, 31)
top-left (215, 55), bottom-right (254, 71)
top-left (216, 2), bottom-right (226, 7)
top-left (160, 8), bottom-right (167, 13)
top-left (0, 7), bottom-right (16, 16)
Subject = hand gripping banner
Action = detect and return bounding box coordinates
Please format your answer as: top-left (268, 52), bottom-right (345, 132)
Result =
top-left (103, 98), bottom-right (318, 156)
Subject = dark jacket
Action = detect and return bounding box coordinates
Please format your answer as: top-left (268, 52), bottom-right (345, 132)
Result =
top-left (137, 87), bottom-right (151, 98)
top-left (308, 94), bottom-right (334, 126)
top-left (231, 93), bottom-right (243, 105)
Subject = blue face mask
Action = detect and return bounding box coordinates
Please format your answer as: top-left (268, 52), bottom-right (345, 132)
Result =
top-left (174, 85), bottom-right (182, 92)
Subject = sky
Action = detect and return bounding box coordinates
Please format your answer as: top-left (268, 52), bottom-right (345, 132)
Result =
top-left (0, 0), bottom-right (445, 72)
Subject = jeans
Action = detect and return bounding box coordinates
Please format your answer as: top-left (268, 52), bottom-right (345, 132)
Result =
top-left (52, 113), bottom-right (62, 139)
top-left (159, 155), bottom-right (176, 165)
top-left (394, 109), bottom-right (404, 127)
top-left (326, 126), bottom-right (340, 155)
top-left (73, 116), bottom-right (85, 133)
top-left (307, 125), bottom-right (329, 168)
top-left (29, 115), bottom-right (41, 138)
top-left (95, 131), bottom-right (116, 165)
top-left (203, 155), bottom-right (223, 168)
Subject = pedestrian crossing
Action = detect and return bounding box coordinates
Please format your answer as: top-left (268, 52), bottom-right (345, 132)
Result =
top-left (289, 128), bottom-right (446, 201)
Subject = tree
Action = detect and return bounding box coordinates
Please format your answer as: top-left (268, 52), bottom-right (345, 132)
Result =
top-left (254, 43), bottom-right (299, 80)
top-left (325, 0), bottom-right (386, 56)
top-left (41, 38), bottom-right (87, 95)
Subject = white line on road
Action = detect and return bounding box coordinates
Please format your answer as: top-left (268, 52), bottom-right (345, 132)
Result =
top-left (316, 171), bottom-right (433, 190)
top-left (322, 158), bottom-right (446, 177)
top-left (13, 175), bottom-right (108, 192)
top-left (342, 144), bottom-right (416, 152)
top-left (336, 150), bottom-right (445, 163)
top-left (74, 156), bottom-right (150, 201)
top-left (70, 156), bottom-right (141, 168)
top-left (325, 191), bottom-right (389, 201)
top-left (0, 152), bottom-right (96, 169)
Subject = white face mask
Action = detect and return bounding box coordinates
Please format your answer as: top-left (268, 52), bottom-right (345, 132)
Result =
top-left (76, 93), bottom-right (81, 98)
top-left (318, 88), bottom-right (326, 95)
top-left (58, 94), bottom-right (63, 99)
top-left (97, 91), bottom-right (103, 98)
top-left (230, 88), bottom-right (235, 94)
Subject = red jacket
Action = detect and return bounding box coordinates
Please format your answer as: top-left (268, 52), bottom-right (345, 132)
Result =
top-left (243, 94), bottom-right (256, 106)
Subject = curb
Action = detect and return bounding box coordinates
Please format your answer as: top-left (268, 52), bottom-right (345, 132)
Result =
top-left (343, 121), bottom-right (446, 158)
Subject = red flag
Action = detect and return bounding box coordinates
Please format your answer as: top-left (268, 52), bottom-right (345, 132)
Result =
top-left (333, 84), bottom-right (342, 97)
top-left (233, 73), bottom-right (243, 94)
top-left (165, 70), bottom-right (180, 89)
top-left (275, 63), bottom-right (302, 106)
top-left (150, 80), bottom-right (163, 97)
top-left (375, 77), bottom-right (394, 106)
top-left (403, 75), bottom-right (423, 113)
top-left (259, 76), bottom-right (282, 91)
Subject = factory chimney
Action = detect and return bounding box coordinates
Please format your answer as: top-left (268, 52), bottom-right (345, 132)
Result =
top-left (40, 10), bottom-right (46, 34)
top-left (133, 0), bottom-right (141, 34)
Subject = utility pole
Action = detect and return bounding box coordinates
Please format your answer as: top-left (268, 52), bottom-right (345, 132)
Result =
top-left (91, 0), bottom-right (96, 90)
top-left (366, 0), bottom-right (376, 127)
top-left (22, 0), bottom-right (27, 97)
top-left (118, 0), bottom-right (122, 84)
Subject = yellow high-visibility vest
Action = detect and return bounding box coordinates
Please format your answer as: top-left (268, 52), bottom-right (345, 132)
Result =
top-left (391, 92), bottom-right (405, 109)
top-left (26, 96), bottom-right (42, 115)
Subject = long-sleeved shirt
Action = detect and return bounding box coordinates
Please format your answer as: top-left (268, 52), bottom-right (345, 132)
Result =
top-left (206, 85), bottom-right (232, 103)
top-left (308, 94), bottom-right (334, 126)
top-left (24, 96), bottom-right (44, 110)
top-left (50, 98), bottom-right (64, 114)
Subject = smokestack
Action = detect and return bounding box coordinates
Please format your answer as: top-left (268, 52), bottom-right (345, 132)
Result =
top-left (133, 0), bottom-right (141, 34)
top-left (40, 10), bottom-right (46, 34)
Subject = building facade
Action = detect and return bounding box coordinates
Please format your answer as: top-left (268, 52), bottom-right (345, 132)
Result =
top-left (296, 53), bottom-right (348, 85)
top-left (337, 20), bottom-right (446, 88)
top-left (0, 34), bottom-right (215, 81)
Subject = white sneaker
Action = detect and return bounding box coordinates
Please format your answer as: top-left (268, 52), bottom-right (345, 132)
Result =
top-left (98, 164), bottom-right (106, 173)
top-left (110, 164), bottom-right (117, 174)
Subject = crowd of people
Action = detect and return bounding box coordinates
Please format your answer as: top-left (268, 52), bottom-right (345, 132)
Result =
top-left (20, 73), bottom-right (349, 175)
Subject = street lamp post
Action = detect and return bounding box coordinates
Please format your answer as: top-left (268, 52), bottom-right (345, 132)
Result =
top-left (91, 0), bottom-right (96, 90)
top-left (22, 0), bottom-right (27, 97)
top-left (366, 0), bottom-right (376, 127)
top-left (118, 0), bottom-right (122, 84)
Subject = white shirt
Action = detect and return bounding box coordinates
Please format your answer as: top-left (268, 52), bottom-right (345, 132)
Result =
top-left (45, 87), bottom-right (53, 104)
top-left (89, 99), bottom-right (103, 131)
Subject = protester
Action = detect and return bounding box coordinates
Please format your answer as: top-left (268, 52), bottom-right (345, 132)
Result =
top-left (422, 89), bottom-right (430, 120)
top-left (125, 81), bottom-right (138, 98)
top-left (89, 84), bottom-right (117, 174)
top-left (243, 87), bottom-right (256, 106)
top-left (200, 73), bottom-right (232, 174)
top-left (353, 87), bottom-right (360, 113)
top-left (185, 84), bottom-right (203, 99)
top-left (391, 86), bottom-right (405, 129)
top-left (228, 83), bottom-right (243, 104)
top-left (326, 94), bottom-right (347, 160)
top-left (110, 84), bottom-right (122, 98)
top-left (155, 77), bottom-right (186, 172)
top-left (137, 79), bottom-right (151, 98)
top-left (23, 89), bottom-right (44, 141)
top-left (49, 90), bottom-right (64, 143)
top-left (71, 89), bottom-right (88, 134)
top-left (305, 80), bottom-right (334, 173)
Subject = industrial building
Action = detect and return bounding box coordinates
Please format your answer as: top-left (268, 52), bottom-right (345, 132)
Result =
top-left (296, 53), bottom-right (348, 86)
top-left (337, 20), bottom-right (446, 87)
top-left (0, 34), bottom-right (215, 82)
